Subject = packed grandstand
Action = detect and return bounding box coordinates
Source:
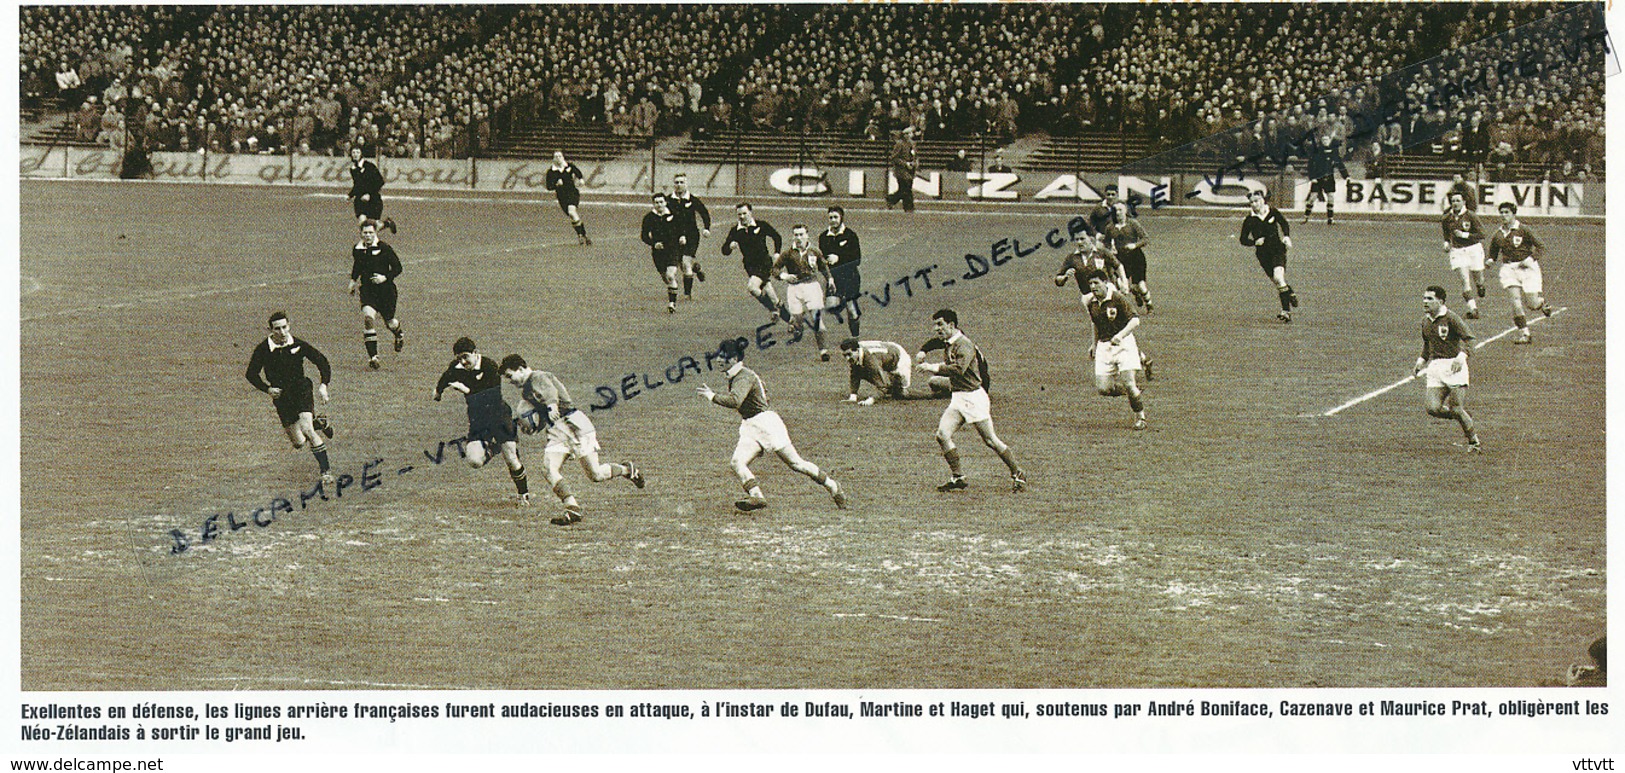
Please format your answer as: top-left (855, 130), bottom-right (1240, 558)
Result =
top-left (19, 2), bottom-right (1606, 181)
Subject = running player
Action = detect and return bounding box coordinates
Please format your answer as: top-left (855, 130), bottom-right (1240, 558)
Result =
top-left (1239, 187), bottom-right (1299, 322)
top-left (433, 337), bottom-right (531, 505)
top-left (640, 193), bottom-right (686, 313)
top-left (349, 220), bottom-right (405, 369)
top-left (820, 206), bottom-right (864, 337)
top-left (1303, 132), bottom-right (1349, 224)
top-left (1486, 202), bottom-right (1553, 344)
top-left (1055, 232), bottom-right (1152, 379)
top-left (916, 309), bottom-right (1026, 492)
top-left (500, 354), bottom-right (644, 526)
top-left (545, 151), bottom-right (592, 245)
top-left (346, 144), bottom-right (396, 234)
top-left (1084, 271), bottom-right (1148, 430)
top-left (721, 202), bottom-right (787, 322)
top-left (1106, 201), bottom-right (1153, 311)
top-left (244, 312), bottom-right (335, 485)
top-left (1441, 189), bottom-right (1487, 319)
top-left (773, 224), bottom-right (835, 360)
top-left (1413, 285), bottom-right (1480, 451)
top-left (669, 172), bottom-right (711, 298)
top-left (697, 337), bottom-right (847, 512)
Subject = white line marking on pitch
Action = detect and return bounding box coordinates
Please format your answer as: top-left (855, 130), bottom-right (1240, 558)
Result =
top-left (832, 612), bottom-right (943, 623)
top-left (1317, 307), bottom-right (1567, 417)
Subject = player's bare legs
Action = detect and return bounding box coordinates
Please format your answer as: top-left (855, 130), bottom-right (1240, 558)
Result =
top-left (774, 444), bottom-right (845, 506)
top-left (663, 265), bottom-right (682, 313)
top-left (747, 276), bottom-right (785, 321)
top-left (1095, 371), bottom-right (1147, 428)
top-left (565, 204), bottom-right (591, 245)
top-left (969, 418), bottom-right (1025, 489)
top-left (1505, 284), bottom-right (1549, 343)
top-left (1426, 386), bottom-right (1479, 447)
top-left (731, 440), bottom-right (769, 509)
top-left (935, 412), bottom-right (968, 489)
top-left (284, 408), bottom-right (332, 483)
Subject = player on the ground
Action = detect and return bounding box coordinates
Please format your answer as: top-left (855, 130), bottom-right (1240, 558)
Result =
top-left (545, 151), bottom-right (592, 245)
top-left (1084, 271), bottom-right (1149, 430)
top-left (1486, 202), bottom-right (1553, 345)
top-left (1107, 201), bottom-right (1154, 312)
top-left (1441, 189), bottom-right (1487, 319)
top-left (349, 220), bottom-right (405, 369)
top-left (916, 309), bottom-right (1026, 493)
top-left (1240, 187), bottom-right (1299, 322)
top-left (347, 144), bottom-right (396, 234)
top-left (774, 224), bottom-right (836, 360)
top-left (839, 338), bottom-right (950, 404)
top-left (1303, 132), bottom-right (1349, 224)
top-left (433, 337), bottom-right (531, 505)
top-left (721, 202), bottom-right (787, 323)
top-left (697, 337), bottom-right (848, 512)
top-left (244, 311), bottom-right (335, 485)
top-left (500, 354), bottom-right (644, 526)
top-left (820, 206), bottom-right (864, 337)
top-left (640, 192), bottom-right (686, 314)
top-left (1413, 285), bottom-right (1481, 451)
top-left (1055, 232), bottom-right (1153, 379)
top-left (669, 172), bottom-right (711, 298)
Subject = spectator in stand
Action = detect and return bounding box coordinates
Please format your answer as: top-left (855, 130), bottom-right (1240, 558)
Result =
top-left (630, 94), bottom-right (658, 138)
top-left (1487, 140), bottom-right (1517, 182)
top-left (55, 60), bottom-right (82, 103)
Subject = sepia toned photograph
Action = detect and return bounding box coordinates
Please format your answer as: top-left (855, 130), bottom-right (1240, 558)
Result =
top-left (11, 1), bottom-right (1612, 760)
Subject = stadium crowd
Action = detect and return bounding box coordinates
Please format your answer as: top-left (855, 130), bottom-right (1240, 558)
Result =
top-left (19, 3), bottom-right (1604, 180)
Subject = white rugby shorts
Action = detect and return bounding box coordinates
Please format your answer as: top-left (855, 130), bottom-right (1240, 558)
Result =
top-left (944, 387), bottom-right (992, 424)
top-left (737, 410), bottom-right (793, 454)
top-left (544, 411), bottom-right (600, 458)
top-left (1498, 258), bottom-right (1543, 295)
top-left (1423, 356), bottom-right (1470, 389)
top-left (1448, 243), bottom-right (1486, 271)
top-left (784, 280), bottom-right (826, 316)
top-left (1093, 335), bottom-right (1143, 377)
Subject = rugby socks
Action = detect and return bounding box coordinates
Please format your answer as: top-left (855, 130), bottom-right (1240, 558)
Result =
top-left (668, 289), bottom-right (678, 306)
top-left (683, 275), bottom-right (694, 297)
top-left (943, 447), bottom-right (964, 478)
top-left (311, 443), bottom-right (330, 473)
top-left (1128, 393), bottom-right (1144, 414)
top-left (364, 330), bottom-right (379, 357)
top-left (742, 477), bottom-right (764, 499)
top-left (1514, 314), bottom-right (1527, 331)
top-left (1463, 291), bottom-right (1478, 313)
top-left (572, 220), bottom-right (586, 237)
top-left (510, 465), bottom-right (529, 496)
top-left (1277, 287), bottom-right (1293, 312)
